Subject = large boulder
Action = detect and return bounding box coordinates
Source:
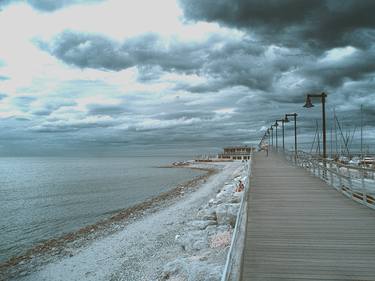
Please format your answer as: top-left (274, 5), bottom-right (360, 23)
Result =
top-left (209, 230), bottom-right (232, 249)
top-left (175, 230), bottom-right (209, 252)
top-left (215, 185), bottom-right (235, 203)
top-left (228, 193), bottom-right (242, 203)
top-left (196, 207), bottom-right (217, 221)
top-left (160, 257), bottom-right (223, 281)
top-left (187, 220), bottom-right (217, 230)
top-left (215, 204), bottom-right (240, 227)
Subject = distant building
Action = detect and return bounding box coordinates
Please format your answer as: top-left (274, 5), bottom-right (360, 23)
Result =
top-left (218, 146), bottom-right (255, 160)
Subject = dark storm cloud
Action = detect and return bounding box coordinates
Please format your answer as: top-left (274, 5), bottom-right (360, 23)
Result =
top-left (39, 31), bottom-right (218, 72)
top-left (176, 44), bottom-right (313, 93)
top-left (0, 0), bottom-right (103, 11)
top-left (179, 0), bottom-right (375, 50)
top-left (8, 0), bottom-right (373, 154)
top-left (40, 30), bottom-right (319, 93)
top-left (302, 46), bottom-right (375, 88)
top-left (36, 32), bottom-right (134, 71)
top-left (41, 31), bottom-right (281, 90)
top-left (136, 65), bottom-right (165, 82)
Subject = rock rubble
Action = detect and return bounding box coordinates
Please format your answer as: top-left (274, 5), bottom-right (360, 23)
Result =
top-left (159, 167), bottom-right (248, 281)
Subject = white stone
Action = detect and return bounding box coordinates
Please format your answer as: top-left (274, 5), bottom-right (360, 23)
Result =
top-left (228, 193), bottom-right (242, 203)
top-left (160, 257), bottom-right (223, 281)
top-left (196, 208), bottom-right (217, 221)
top-left (175, 230), bottom-right (209, 252)
top-left (215, 203), bottom-right (240, 227)
top-left (188, 220), bottom-right (217, 230)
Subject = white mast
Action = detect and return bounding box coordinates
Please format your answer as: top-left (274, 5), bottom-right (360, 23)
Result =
top-left (360, 104), bottom-right (363, 158)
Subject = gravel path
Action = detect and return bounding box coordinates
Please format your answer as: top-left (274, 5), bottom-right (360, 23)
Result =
top-left (15, 161), bottom-right (242, 281)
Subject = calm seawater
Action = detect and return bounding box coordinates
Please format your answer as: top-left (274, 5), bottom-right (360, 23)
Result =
top-left (0, 156), bottom-right (204, 263)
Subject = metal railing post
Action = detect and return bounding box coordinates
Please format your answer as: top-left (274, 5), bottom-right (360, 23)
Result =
top-left (283, 151), bottom-right (375, 210)
top-left (347, 168), bottom-right (353, 198)
top-left (330, 162), bottom-right (334, 186)
top-left (361, 169), bottom-right (367, 205)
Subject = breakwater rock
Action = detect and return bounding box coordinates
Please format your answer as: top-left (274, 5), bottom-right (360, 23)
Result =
top-left (159, 167), bottom-right (248, 281)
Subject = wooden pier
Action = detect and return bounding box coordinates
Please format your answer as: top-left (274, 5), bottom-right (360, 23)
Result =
top-left (241, 152), bottom-right (375, 280)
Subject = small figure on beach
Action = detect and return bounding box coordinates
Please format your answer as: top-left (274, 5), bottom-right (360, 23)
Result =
top-left (236, 180), bottom-right (244, 192)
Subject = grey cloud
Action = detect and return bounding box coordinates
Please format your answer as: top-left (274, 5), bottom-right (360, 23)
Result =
top-left (179, 0), bottom-right (375, 50)
top-left (127, 115), bottom-right (225, 132)
top-left (177, 44), bottom-right (312, 93)
top-left (136, 65), bottom-right (164, 82)
top-left (155, 110), bottom-right (216, 121)
top-left (87, 104), bottom-right (127, 116)
top-left (14, 117), bottom-right (31, 121)
top-left (0, 0), bottom-right (103, 12)
top-left (302, 47), bottom-right (375, 88)
top-left (0, 92), bottom-right (7, 100)
top-left (31, 117), bottom-right (120, 133)
top-left (31, 100), bottom-right (77, 116)
top-left (12, 96), bottom-right (37, 111)
top-left (41, 31), bottom-right (317, 94)
top-left (0, 75), bottom-right (9, 81)
top-left (2, 1), bottom-right (374, 155)
top-left (32, 110), bottom-right (55, 116)
top-left (31, 25), bottom-right (375, 151)
top-left (37, 32), bottom-right (134, 71)
top-left (38, 31), bottom-right (224, 73)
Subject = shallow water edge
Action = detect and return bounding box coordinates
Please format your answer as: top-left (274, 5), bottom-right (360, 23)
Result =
top-left (0, 165), bottom-right (218, 281)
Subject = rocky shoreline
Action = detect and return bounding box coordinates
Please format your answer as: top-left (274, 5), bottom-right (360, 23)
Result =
top-left (159, 163), bottom-right (248, 281)
top-left (0, 165), bottom-right (216, 281)
top-left (2, 161), bottom-right (248, 281)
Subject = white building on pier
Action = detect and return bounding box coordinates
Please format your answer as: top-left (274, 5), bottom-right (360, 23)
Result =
top-left (218, 146), bottom-right (254, 160)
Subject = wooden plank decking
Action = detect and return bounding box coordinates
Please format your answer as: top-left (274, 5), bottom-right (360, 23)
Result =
top-left (241, 152), bottom-right (375, 281)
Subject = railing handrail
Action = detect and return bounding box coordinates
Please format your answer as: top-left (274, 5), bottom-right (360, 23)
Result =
top-left (221, 153), bottom-right (252, 281)
top-left (295, 150), bottom-right (375, 173)
top-left (282, 150), bottom-right (375, 210)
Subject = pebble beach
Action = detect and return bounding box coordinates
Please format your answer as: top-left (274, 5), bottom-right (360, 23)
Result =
top-left (2, 161), bottom-right (248, 281)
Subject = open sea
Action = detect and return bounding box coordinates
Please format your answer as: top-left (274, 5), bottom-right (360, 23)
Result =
top-left (0, 156), bottom-right (204, 263)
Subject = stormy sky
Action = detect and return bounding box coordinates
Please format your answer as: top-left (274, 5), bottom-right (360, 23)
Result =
top-left (0, 0), bottom-right (374, 156)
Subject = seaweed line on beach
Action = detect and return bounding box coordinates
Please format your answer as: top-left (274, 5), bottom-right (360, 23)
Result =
top-left (0, 164), bottom-right (219, 280)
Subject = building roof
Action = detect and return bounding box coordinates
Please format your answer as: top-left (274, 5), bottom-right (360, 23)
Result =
top-left (223, 146), bottom-right (253, 149)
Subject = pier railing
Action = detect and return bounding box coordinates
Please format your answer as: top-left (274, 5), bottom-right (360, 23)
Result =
top-left (284, 150), bottom-right (375, 210)
top-left (221, 154), bottom-right (252, 281)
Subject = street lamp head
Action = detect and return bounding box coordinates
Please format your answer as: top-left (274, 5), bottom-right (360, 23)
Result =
top-left (284, 115), bottom-right (290, 123)
top-left (303, 95), bottom-right (314, 108)
top-left (274, 122), bottom-right (278, 127)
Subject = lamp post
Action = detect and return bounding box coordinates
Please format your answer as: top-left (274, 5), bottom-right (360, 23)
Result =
top-left (259, 131), bottom-right (267, 149)
top-left (285, 113), bottom-right (298, 159)
top-left (276, 119), bottom-right (285, 151)
top-left (274, 122), bottom-right (279, 150)
top-left (270, 126), bottom-right (274, 147)
top-left (303, 93), bottom-right (327, 159)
